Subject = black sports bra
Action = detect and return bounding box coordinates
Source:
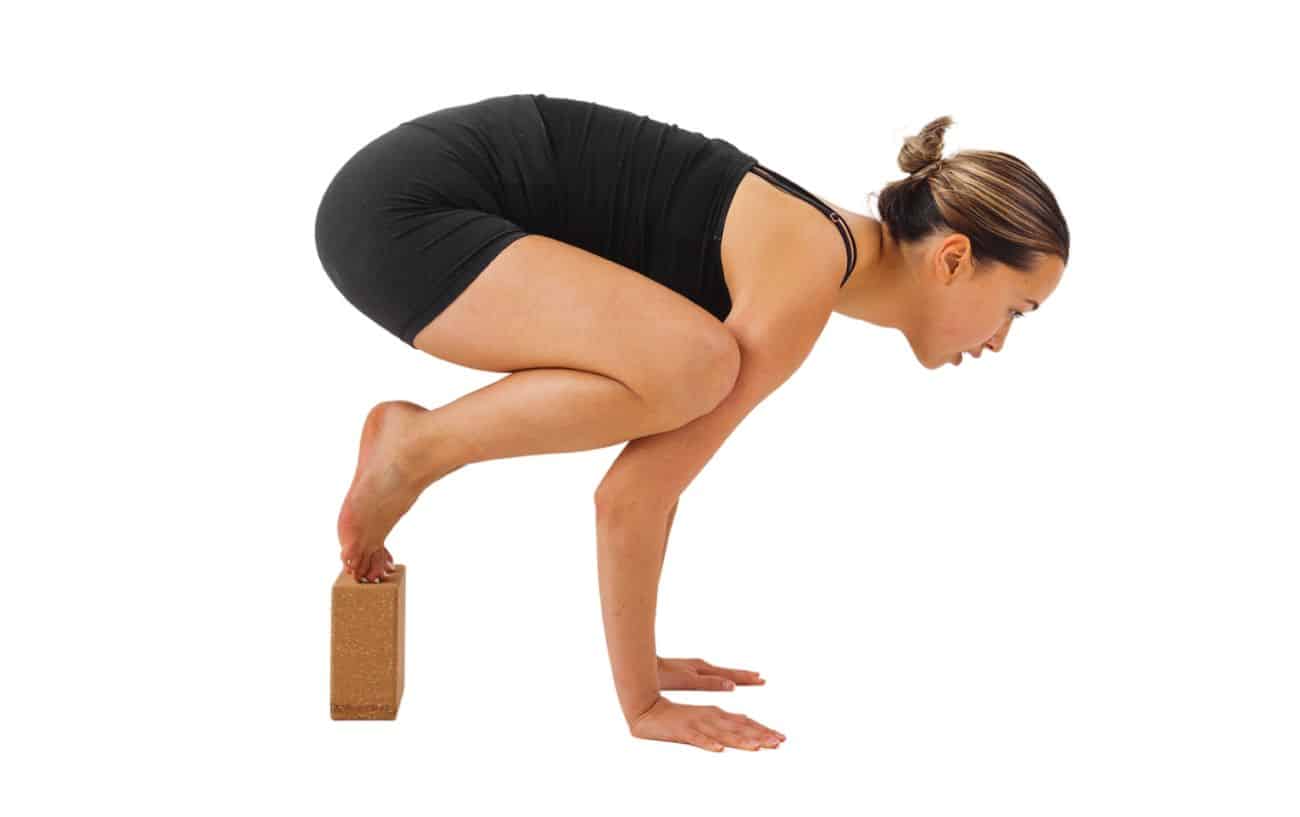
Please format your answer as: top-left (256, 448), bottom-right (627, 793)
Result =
top-left (749, 162), bottom-right (858, 287)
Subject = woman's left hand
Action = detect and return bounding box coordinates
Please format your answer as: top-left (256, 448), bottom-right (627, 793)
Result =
top-left (656, 656), bottom-right (765, 691)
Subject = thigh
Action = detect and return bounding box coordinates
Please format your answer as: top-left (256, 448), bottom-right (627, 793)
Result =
top-left (411, 233), bottom-right (741, 410)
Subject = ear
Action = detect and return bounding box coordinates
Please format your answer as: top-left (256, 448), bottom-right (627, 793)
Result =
top-left (935, 233), bottom-right (973, 285)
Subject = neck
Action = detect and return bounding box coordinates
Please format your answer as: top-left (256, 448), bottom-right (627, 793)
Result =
top-left (833, 211), bottom-right (913, 331)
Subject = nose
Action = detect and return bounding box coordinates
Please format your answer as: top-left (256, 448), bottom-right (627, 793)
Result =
top-left (973, 326), bottom-right (1009, 358)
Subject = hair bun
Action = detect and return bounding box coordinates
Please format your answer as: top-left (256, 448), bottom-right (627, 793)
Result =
top-left (914, 157), bottom-right (945, 176)
top-left (898, 116), bottom-right (954, 175)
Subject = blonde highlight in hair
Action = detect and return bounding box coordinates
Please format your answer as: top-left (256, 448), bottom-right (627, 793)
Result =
top-left (874, 116), bottom-right (1069, 272)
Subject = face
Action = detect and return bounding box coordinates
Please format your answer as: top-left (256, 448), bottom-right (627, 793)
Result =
top-left (905, 233), bottom-right (1064, 369)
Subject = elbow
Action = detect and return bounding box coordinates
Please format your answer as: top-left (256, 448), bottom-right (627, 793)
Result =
top-left (725, 312), bottom-right (814, 391)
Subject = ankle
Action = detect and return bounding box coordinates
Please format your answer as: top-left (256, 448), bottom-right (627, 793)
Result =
top-left (399, 422), bottom-right (470, 488)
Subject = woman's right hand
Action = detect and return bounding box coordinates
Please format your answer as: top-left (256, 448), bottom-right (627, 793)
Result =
top-left (628, 696), bottom-right (786, 752)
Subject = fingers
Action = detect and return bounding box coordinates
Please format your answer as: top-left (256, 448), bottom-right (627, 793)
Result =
top-left (659, 671), bottom-right (735, 691)
top-left (686, 729), bottom-right (724, 752)
top-left (697, 723), bottom-right (768, 751)
top-left (683, 674), bottom-right (736, 691)
top-left (733, 712), bottom-right (786, 742)
top-left (695, 707), bottom-right (784, 751)
top-left (698, 663), bottom-right (765, 685)
top-left (697, 675), bottom-right (736, 691)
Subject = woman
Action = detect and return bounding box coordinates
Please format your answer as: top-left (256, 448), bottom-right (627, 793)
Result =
top-left (314, 93), bottom-right (1069, 752)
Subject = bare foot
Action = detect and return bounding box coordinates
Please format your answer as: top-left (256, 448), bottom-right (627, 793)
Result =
top-left (336, 400), bottom-right (444, 582)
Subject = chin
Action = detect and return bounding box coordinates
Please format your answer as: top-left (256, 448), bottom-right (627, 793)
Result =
top-left (909, 341), bottom-right (942, 369)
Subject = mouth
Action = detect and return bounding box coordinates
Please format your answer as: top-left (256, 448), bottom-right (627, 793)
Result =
top-left (954, 345), bottom-right (991, 365)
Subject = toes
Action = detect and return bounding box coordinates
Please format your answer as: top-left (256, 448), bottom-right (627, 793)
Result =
top-left (341, 542), bottom-right (362, 574)
top-left (347, 549), bottom-right (395, 584)
top-left (362, 551), bottom-right (391, 582)
top-left (355, 551), bottom-right (374, 582)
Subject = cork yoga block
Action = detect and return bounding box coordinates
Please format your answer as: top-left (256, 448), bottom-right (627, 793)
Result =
top-left (331, 563), bottom-right (406, 720)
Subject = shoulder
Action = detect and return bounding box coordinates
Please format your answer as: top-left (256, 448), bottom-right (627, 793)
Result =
top-left (720, 184), bottom-right (840, 384)
top-left (721, 170), bottom-right (847, 317)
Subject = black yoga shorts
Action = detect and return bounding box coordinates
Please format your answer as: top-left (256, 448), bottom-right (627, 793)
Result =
top-left (313, 93), bottom-right (761, 346)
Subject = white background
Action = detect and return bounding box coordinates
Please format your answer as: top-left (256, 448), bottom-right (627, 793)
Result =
top-left (5, 1), bottom-right (1296, 814)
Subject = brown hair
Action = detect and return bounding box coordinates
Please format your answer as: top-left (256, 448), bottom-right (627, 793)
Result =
top-left (873, 116), bottom-right (1069, 272)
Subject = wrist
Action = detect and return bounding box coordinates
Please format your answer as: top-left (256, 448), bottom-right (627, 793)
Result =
top-left (624, 693), bottom-right (667, 729)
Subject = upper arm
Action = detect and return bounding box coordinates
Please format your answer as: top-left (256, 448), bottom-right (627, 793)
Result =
top-left (596, 334), bottom-right (783, 511)
top-left (723, 214), bottom-right (840, 388)
top-left (723, 298), bottom-right (829, 395)
top-left (597, 252), bottom-right (834, 509)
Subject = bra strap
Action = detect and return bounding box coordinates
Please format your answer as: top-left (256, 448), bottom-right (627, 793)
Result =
top-left (751, 163), bottom-right (857, 286)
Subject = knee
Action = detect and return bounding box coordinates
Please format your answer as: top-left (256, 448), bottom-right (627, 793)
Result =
top-left (645, 328), bottom-right (740, 428)
top-left (688, 328), bottom-right (742, 415)
top-left (593, 477), bottom-right (675, 522)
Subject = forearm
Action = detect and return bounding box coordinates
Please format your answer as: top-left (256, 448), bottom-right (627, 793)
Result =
top-left (595, 501), bottom-right (672, 725)
top-left (660, 498), bottom-right (679, 573)
top-left (592, 317), bottom-right (801, 725)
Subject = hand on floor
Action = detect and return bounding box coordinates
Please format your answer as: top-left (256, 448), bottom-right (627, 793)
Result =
top-left (629, 696), bottom-right (784, 752)
top-left (656, 656), bottom-right (765, 691)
